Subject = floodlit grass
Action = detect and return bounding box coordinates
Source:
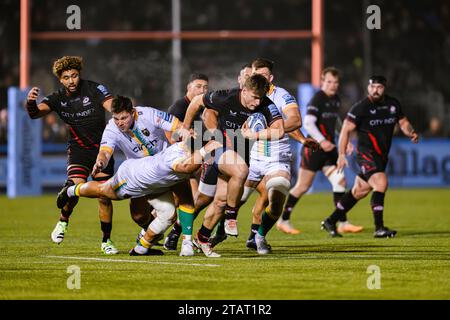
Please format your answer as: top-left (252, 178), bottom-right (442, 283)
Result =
top-left (1, 189), bottom-right (449, 299)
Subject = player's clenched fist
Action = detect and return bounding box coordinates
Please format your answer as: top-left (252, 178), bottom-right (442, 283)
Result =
top-left (27, 87), bottom-right (40, 103)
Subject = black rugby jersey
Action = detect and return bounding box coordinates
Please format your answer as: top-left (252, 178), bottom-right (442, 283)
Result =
top-left (202, 88), bottom-right (282, 160)
top-left (168, 96), bottom-right (202, 123)
top-left (306, 90), bottom-right (341, 142)
top-left (42, 79), bottom-right (112, 150)
top-left (346, 94), bottom-right (405, 157)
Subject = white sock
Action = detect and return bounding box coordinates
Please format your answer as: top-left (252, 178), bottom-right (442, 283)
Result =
top-left (134, 244), bottom-right (148, 254)
top-left (183, 235), bottom-right (192, 242)
top-left (67, 185), bottom-right (77, 197)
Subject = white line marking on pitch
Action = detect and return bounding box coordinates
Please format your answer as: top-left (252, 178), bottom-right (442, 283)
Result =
top-left (43, 255), bottom-right (221, 267)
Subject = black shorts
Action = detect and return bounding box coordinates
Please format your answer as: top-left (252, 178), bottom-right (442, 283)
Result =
top-left (300, 147), bottom-right (338, 172)
top-left (356, 148), bottom-right (388, 181)
top-left (67, 145), bottom-right (115, 181)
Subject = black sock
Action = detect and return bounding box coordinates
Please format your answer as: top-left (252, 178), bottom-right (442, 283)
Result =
top-left (328, 191), bottom-right (358, 224)
top-left (216, 218), bottom-right (226, 235)
top-left (248, 224), bottom-right (260, 240)
top-left (281, 194), bottom-right (299, 221)
top-left (371, 191), bottom-right (385, 230)
top-left (197, 224), bottom-right (212, 243)
top-left (172, 221), bottom-right (182, 235)
top-left (101, 221), bottom-right (112, 243)
top-left (333, 192), bottom-right (346, 222)
top-left (60, 208), bottom-right (71, 222)
top-left (225, 205), bottom-right (239, 220)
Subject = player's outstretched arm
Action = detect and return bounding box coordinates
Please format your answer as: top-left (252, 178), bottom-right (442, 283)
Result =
top-left (92, 149), bottom-right (112, 176)
top-left (288, 129), bottom-right (321, 151)
top-left (398, 117), bottom-right (419, 143)
top-left (173, 140), bottom-right (223, 174)
top-left (25, 87), bottom-right (52, 119)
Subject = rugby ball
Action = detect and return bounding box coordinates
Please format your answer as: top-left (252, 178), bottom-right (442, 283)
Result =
top-left (247, 112), bottom-right (267, 132)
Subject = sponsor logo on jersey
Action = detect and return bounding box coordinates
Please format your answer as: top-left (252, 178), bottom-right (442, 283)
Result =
top-left (156, 110), bottom-right (173, 122)
top-left (369, 117), bottom-right (396, 126)
top-left (82, 96), bottom-right (91, 106)
top-left (390, 105), bottom-right (396, 114)
top-left (282, 93), bottom-right (296, 105)
top-left (97, 85), bottom-right (110, 96)
top-left (268, 103), bottom-right (281, 119)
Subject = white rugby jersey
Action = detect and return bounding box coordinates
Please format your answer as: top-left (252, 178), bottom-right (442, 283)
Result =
top-left (111, 142), bottom-right (191, 198)
top-left (100, 106), bottom-right (179, 159)
top-left (251, 84), bottom-right (296, 161)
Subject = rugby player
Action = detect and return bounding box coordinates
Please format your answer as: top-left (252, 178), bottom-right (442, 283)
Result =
top-left (179, 74), bottom-right (285, 257)
top-left (56, 137), bottom-right (223, 255)
top-left (280, 67), bottom-right (363, 235)
top-left (91, 95), bottom-right (184, 251)
top-left (25, 56), bottom-right (118, 254)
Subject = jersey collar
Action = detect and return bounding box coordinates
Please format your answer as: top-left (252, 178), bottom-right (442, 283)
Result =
top-left (267, 83), bottom-right (275, 96)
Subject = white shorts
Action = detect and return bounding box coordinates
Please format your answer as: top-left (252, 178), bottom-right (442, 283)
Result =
top-left (109, 159), bottom-right (170, 199)
top-left (248, 158), bottom-right (291, 183)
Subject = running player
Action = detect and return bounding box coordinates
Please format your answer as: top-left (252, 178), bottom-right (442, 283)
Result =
top-left (321, 75), bottom-right (419, 238)
top-left (279, 67), bottom-right (363, 235)
top-left (237, 58), bottom-right (319, 253)
top-left (25, 56), bottom-right (118, 254)
top-left (179, 74), bottom-right (284, 257)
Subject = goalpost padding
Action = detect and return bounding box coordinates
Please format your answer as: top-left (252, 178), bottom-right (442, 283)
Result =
top-left (7, 87), bottom-right (42, 197)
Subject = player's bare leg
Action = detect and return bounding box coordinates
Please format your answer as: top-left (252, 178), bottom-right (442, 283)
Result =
top-left (51, 176), bottom-right (86, 244)
top-left (279, 168), bottom-right (316, 234)
top-left (194, 177), bottom-right (228, 257)
top-left (217, 150), bottom-right (249, 236)
top-left (321, 175), bottom-right (371, 237)
top-left (255, 170), bottom-right (291, 254)
top-left (366, 172), bottom-right (396, 237)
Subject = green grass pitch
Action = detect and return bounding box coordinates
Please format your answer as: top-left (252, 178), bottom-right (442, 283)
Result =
top-left (1, 188), bottom-right (450, 300)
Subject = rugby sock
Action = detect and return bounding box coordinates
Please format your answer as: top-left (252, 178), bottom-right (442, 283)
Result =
top-left (67, 183), bottom-right (84, 197)
top-left (281, 194), bottom-right (299, 221)
top-left (134, 237), bottom-right (151, 254)
top-left (101, 221), bottom-right (112, 243)
top-left (197, 224), bottom-right (212, 243)
top-left (328, 191), bottom-right (358, 224)
top-left (225, 205), bottom-right (239, 220)
top-left (371, 191), bottom-right (385, 230)
top-left (178, 205), bottom-right (195, 237)
top-left (333, 192), bottom-right (347, 222)
top-left (60, 208), bottom-right (71, 221)
top-left (172, 221), bottom-right (183, 235)
top-left (248, 224), bottom-right (260, 241)
top-left (215, 218), bottom-right (226, 235)
top-left (258, 208), bottom-right (278, 236)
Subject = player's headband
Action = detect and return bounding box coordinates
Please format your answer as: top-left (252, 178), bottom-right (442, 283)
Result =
top-left (369, 75), bottom-right (387, 86)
